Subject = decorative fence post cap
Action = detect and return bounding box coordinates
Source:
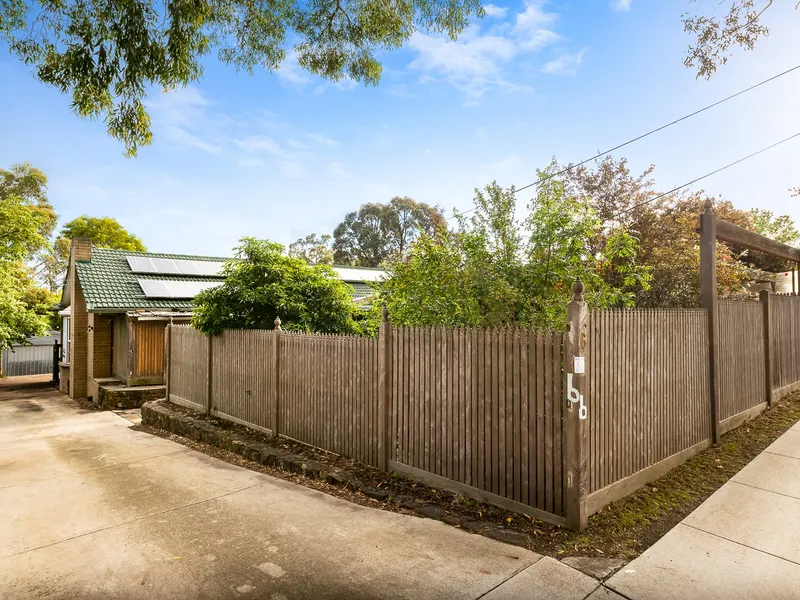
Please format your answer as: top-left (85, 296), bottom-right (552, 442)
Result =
top-left (704, 198), bottom-right (713, 212)
top-left (274, 316), bottom-right (282, 330)
top-left (571, 277), bottom-right (585, 300)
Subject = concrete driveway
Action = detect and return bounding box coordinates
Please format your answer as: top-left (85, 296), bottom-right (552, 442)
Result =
top-left (0, 376), bottom-right (601, 600)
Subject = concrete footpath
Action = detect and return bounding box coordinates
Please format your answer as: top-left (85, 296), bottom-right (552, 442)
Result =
top-left (606, 419), bottom-right (800, 600)
top-left (0, 376), bottom-right (602, 600)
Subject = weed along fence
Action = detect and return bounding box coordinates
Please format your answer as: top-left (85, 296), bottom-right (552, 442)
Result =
top-left (164, 283), bottom-right (800, 531)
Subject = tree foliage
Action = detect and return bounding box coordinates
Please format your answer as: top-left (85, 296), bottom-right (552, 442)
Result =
top-left (333, 196), bottom-right (445, 267)
top-left (682, 0), bottom-right (780, 79)
top-left (192, 238), bottom-right (363, 335)
top-left (288, 233), bottom-right (334, 265)
top-left (378, 175), bottom-right (652, 330)
top-left (0, 0), bottom-right (483, 155)
top-left (558, 156), bottom-right (798, 307)
top-left (0, 163), bottom-right (58, 351)
top-left (49, 215), bottom-right (146, 290)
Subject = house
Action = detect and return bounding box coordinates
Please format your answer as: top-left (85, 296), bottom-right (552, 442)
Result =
top-left (56, 238), bottom-right (385, 407)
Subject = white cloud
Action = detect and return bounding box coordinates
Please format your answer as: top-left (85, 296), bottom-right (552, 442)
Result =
top-left (329, 161), bottom-right (347, 176)
top-left (307, 133), bottom-right (338, 146)
top-left (541, 50), bottom-right (586, 75)
top-left (238, 157), bottom-right (267, 168)
top-left (407, 1), bottom-right (564, 98)
top-left (334, 77), bottom-right (358, 91)
top-left (234, 135), bottom-right (291, 157)
top-left (512, 1), bottom-right (559, 50)
top-left (386, 83), bottom-right (414, 98)
top-left (163, 127), bottom-right (222, 154)
top-left (483, 4), bottom-right (508, 18)
top-left (611, 0), bottom-right (632, 12)
top-left (287, 138), bottom-right (308, 150)
top-left (275, 51), bottom-right (311, 86)
top-left (486, 154), bottom-right (523, 173)
top-left (148, 86), bottom-right (224, 154)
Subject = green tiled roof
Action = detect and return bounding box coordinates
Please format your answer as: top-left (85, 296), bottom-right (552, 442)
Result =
top-left (75, 248), bottom-right (227, 311)
top-left (73, 248), bottom-right (378, 312)
top-left (349, 282), bottom-right (375, 298)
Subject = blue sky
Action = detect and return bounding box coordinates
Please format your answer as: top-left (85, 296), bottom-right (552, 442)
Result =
top-left (1, 0), bottom-right (798, 257)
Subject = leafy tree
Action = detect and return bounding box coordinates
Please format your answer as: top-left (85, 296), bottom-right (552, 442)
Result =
top-left (50, 216), bottom-right (147, 289)
top-left (0, 185), bottom-right (56, 352)
top-left (557, 155), bottom-right (797, 306)
top-left (379, 176), bottom-right (652, 330)
top-left (193, 238), bottom-right (363, 335)
top-left (288, 233), bottom-right (334, 265)
top-left (333, 197), bottom-right (445, 267)
top-left (0, 0), bottom-right (482, 155)
top-left (682, 0), bottom-right (784, 79)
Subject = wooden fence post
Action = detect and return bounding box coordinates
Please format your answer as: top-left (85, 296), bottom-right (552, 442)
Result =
top-left (164, 322), bottom-right (171, 401)
top-left (564, 278), bottom-right (588, 531)
top-left (761, 290), bottom-right (773, 408)
top-left (377, 308), bottom-right (393, 471)
top-left (700, 199), bottom-right (721, 444)
top-left (273, 317), bottom-right (282, 438)
top-left (206, 332), bottom-right (213, 416)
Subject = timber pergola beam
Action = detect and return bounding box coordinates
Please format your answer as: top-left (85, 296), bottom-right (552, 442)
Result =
top-left (716, 220), bottom-right (800, 263)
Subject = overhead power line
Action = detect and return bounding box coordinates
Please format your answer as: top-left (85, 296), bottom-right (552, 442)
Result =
top-left (611, 132), bottom-right (800, 220)
top-left (450, 62), bottom-right (800, 220)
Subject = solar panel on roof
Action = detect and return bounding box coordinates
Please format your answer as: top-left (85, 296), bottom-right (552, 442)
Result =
top-left (138, 279), bottom-right (222, 299)
top-left (127, 256), bottom-right (225, 276)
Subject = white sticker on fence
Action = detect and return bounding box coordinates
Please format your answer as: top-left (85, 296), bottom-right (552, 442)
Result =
top-left (573, 356), bottom-right (585, 374)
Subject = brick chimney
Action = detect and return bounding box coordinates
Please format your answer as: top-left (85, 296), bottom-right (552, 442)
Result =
top-left (68, 238), bottom-right (92, 399)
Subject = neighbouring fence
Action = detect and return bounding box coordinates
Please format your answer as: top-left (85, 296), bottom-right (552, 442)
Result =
top-left (585, 309), bottom-right (711, 511)
top-left (2, 336), bottom-right (59, 377)
top-left (165, 289), bottom-right (800, 530)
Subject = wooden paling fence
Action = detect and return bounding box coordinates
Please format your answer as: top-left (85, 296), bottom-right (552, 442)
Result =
top-left (771, 295), bottom-right (800, 396)
top-left (585, 309), bottom-right (711, 512)
top-left (390, 327), bottom-right (566, 521)
top-left (165, 287), bottom-right (800, 531)
top-left (280, 332), bottom-right (379, 467)
top-left (717, 300), bottom-right (766, 426)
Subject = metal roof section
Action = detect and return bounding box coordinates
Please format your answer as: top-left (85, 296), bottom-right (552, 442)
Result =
top-left (138, 279), bottom-right (223, 299)
top-left (332, 266), bottom-right (386, 282)
top-left (127, 256), bottom-right (225, 276)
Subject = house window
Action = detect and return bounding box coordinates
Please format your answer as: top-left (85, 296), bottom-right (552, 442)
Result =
top-left (62, 316), bottom-right (70, 363)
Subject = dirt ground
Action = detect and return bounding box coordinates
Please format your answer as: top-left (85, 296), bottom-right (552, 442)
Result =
top-left (136, 389), bottom-right (800, 559)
